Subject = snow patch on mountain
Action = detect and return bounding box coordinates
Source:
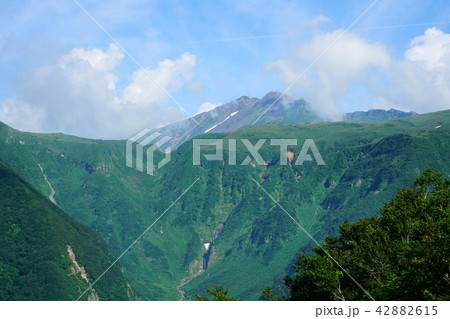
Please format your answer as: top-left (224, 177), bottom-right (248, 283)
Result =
top-left (204, 111), bottom-right (239, 133)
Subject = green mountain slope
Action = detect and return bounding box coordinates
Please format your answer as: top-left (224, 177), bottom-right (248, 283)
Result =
top-left (177, 111), bottom-right (450, 299)
top-left (0, 158), bottom-right (130, 300)
top-left (0, 110), bottom-right (448, 300)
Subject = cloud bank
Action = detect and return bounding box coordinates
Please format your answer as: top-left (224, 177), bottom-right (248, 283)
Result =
top-left (265, 29), bottom-right (390, 120)
top-left (266, 26), bottom-right (450, 118)
top-left (381, 27), bottom-right (450, 113)
top-left (0, 44), bottom-right (196, 139)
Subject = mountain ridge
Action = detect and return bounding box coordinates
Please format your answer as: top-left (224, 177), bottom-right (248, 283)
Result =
top-left (147, 91), bottom-right (418, 151)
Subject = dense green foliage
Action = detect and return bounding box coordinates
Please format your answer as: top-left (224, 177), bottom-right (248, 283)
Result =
top-left (195, 285), bottom-right (240, 301)
top-left (271, 168), bottom-right (449, 301)
top-left (0, 110), bottom-right (448, 300)
top-left (0, 158), bottom-right (130, 300)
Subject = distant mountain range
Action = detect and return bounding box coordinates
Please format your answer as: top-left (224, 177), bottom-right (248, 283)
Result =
top-left (148, 91), bottom-right (416, 150)
top-left (344, 108), bottom-right (417, 122)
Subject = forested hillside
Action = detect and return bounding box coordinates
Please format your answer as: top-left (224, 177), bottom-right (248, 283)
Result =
top-left (0, 158), bottom-right (130, 300)
top-left (197, 169), bottom-right (450, 301)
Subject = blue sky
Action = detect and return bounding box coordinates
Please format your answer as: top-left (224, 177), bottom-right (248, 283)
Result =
top-left (1, 0), bottom-right (450, 138)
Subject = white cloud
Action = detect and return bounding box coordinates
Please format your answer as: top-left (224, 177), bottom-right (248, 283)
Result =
top-left (265, 29), bottom-right (390, 120)
top-left (405, 27), bottom-right (450, 69)
top-left (379, 27), bottom-right (450, 113)
top-left (196, 101), bottom-right (222, 115)
top-left (122, 52), bottom-right (195, 109)
top-left (0, 99), bottom-right (45, 133)
top-left (267, 25), bottom-right (450, 116)
top-left (0, 44), bottom-right (196, 139)
top-left (59, 44), bottom-right (123, 91)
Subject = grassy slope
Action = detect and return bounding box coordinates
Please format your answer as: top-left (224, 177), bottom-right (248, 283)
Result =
top-left (0, 158), bottom-right (130, 300)
top-left (0, 110), bottom-right (448, 300)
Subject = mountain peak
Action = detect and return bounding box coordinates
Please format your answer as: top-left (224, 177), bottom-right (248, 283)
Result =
top-left (261, 91), bottom-right (284, 102)
top-left (235, 95), bottom-right (254, 104)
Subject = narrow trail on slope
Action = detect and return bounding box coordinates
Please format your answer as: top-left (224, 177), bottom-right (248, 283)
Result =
top-left (38, 163), bottom-right (57, 205)
top-left (176, 269), bottom-right (204, 301)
